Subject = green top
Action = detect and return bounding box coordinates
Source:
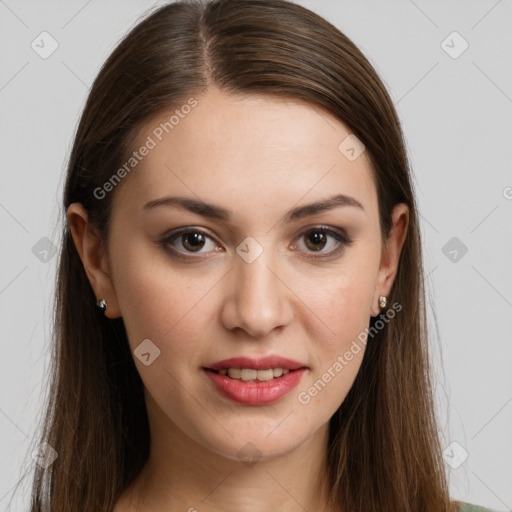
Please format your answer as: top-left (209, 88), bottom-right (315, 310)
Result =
top-left (455, 500), bottom-right (499, 512)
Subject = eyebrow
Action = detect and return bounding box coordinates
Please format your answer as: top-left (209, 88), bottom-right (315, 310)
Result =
top-left (143, 193), bottom-right (365, 223)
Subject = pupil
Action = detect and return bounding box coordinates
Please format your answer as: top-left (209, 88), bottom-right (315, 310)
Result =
top-left (307, 232), bottom-right (326, 251)
top-left (183, 232), bottom-right (204, 251)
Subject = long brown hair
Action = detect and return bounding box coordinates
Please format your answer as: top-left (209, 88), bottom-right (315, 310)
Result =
top-left (20, 0), bottom-right (458, 510)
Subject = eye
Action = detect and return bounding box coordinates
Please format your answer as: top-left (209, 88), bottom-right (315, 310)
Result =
top-left (294, 226), bottom-right (352, 257)
top-left (161, 228), bottom-right (220, 257)
top-left (160, 225), bottom-right (352, 260)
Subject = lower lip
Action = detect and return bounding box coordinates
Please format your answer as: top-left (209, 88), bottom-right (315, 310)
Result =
top-left (204, 368), bottom-right (306, 405)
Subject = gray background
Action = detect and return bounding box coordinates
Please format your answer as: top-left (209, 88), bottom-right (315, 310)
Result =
top-left (1, 0), bottom-right (511, 510)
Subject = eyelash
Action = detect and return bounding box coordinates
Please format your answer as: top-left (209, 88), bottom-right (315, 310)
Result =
top-left (159, 226), bottom-right (353, 260)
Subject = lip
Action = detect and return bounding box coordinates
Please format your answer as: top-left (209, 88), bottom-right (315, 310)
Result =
top-left (203, 355), bottom-right (308, 406)
top-left (205, 355), bottom-right (306, 371)
top-left (204, 367), bottom-right (307, 405)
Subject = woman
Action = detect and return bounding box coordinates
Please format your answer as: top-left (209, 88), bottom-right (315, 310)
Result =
top-left (26, 0), bottom-right (496, 510)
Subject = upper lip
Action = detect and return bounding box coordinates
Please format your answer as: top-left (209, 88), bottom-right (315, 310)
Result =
top-left (205, 355), bottom-right (307, 371)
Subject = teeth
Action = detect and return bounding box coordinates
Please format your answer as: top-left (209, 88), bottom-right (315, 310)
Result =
top-left (227, 368), bottom-right (240, 378)
top-left (217, 368), bottom-right (292, 381)
top-left (240, 368), bottom-right (258, 381)
top-left (253, 369), bottom-right (273, 381)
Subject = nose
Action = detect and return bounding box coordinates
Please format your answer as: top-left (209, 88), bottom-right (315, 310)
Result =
top-left (221, 245), bottom-right (293, 339)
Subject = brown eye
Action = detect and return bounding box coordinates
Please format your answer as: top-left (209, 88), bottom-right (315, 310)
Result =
top-left (296, 227), bottom-right (352, 257)
top-left (304, 230), bottom-right (328, 252)
top-left (162, 229), bottom-right (219, 256)
top-left (181, 232), bottom-right (206, 252)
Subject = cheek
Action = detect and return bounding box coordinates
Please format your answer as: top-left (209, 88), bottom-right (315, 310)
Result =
top-left (294, 249), bottom-right (379, 405)
top-left (301, 254), bottom-right (379, 346)
top-left (295, 282), bottom-right (369, 416)
top-left (111, 240), bottom-right (220, 353)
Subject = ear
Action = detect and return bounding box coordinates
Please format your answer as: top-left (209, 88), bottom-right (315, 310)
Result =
top-left (371, 203), bottom-right (409, 316)
top-left (66, 203), bottom-right (122, 319)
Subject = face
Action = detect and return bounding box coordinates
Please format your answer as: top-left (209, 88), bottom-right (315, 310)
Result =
top-left (71, 87), bottom-right (407, 463)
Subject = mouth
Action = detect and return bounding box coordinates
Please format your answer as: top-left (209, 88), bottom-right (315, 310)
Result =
top-left (202, 355), bottom-right (307, 405)
top-left (204, 367), bottom-right (297, 382)
top-left (204, 355), bottom-right (307, 381)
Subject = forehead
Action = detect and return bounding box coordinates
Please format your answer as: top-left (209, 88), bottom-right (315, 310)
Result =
top-left (111, 88), bottom-right (378, 226)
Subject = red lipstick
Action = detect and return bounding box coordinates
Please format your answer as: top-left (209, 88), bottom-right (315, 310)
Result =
top-left (203, 355), bottom-right (307, 405)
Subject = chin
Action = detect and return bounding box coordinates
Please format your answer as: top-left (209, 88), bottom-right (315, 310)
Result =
top-left (193, 420), bottom-right (316, 464)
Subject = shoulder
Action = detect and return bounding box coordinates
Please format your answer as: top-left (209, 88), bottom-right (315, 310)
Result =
top-left (453, 500), bottom-right (501, 512)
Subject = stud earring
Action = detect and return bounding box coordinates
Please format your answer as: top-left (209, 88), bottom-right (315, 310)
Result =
top-left (96, 298), bottom-right (118, 319)
top-left (378, 296), bottom-right (387, 309)
top-left (96, 298), bottom-right (108, 315)
top-left (96, 299), bottom-right (112, 320)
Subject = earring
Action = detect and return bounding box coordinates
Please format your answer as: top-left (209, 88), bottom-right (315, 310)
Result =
top-left (96, 298), bottom-right (108, 315)
top-left (96, 298), bottom-right (118, 319)
top-left (378, 296), bottom-right (387, 309)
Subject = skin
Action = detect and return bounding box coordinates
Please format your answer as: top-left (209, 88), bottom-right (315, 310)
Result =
top-left (67, 87), bottom-right (408, 512)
